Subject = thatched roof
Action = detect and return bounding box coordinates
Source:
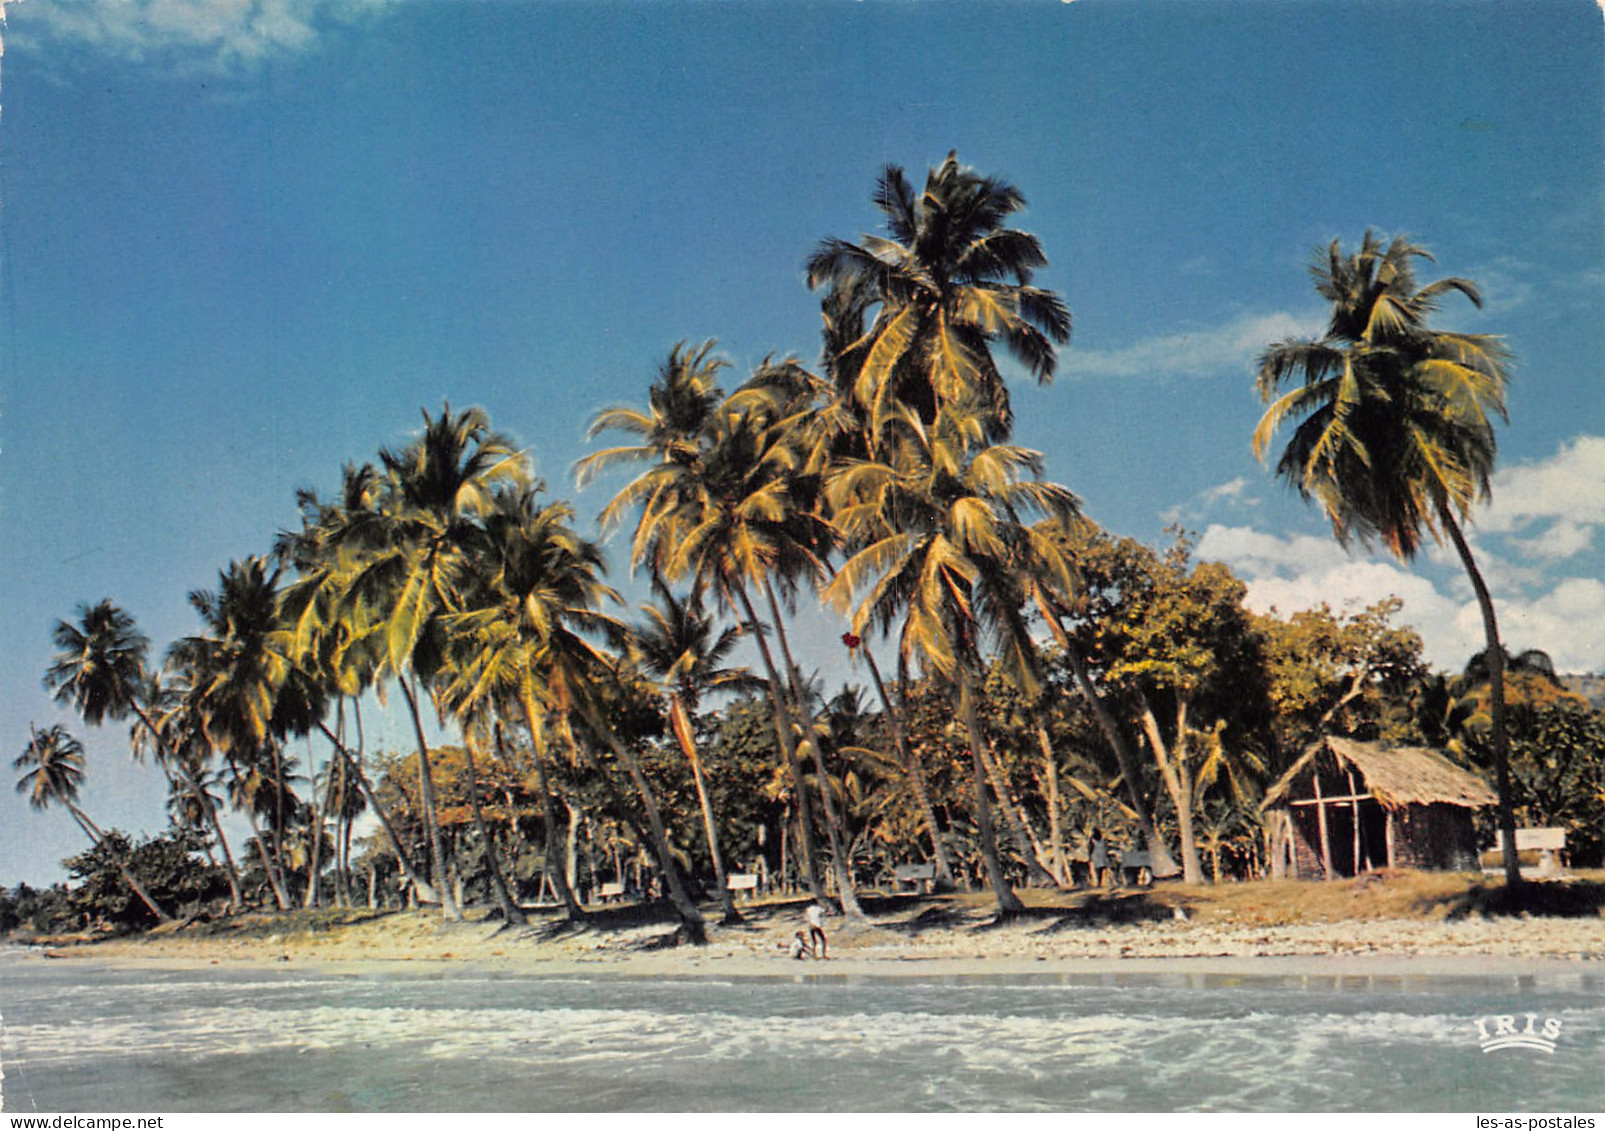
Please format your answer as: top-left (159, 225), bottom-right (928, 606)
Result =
top-left (1261, 735), bottom-right (1497, 810)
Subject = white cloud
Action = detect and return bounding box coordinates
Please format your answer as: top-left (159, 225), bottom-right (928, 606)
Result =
top-left (1511, 518), bottom-right (1595, 561)
top-left (1064, 309), bottom-right (1325, 380)
top-left (1194, 523), bottom-right (1604, 673)
top-left (1494, 578), bottom-right (1605, 672)
top-left (1160, 476), bottom-right (1259, 524)
top-left (15, 0), bottom-right (391, 74)
top-left (1479, 434), bottom-right (1605, 534)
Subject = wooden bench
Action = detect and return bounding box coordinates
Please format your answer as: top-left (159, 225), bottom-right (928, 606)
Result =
top-left (893, 863), bottom-right (936, 892)
top-left (1485, 828), bottom-right (1567, 875)
top-left (726, 873), bottom-right (760, 897)
top-left (595, 881), bottom-right (626, 903)
top-left (1117, 850), bottom-right (1153, 887)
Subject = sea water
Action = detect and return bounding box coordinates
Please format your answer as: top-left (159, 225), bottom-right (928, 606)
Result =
top-left (0, 955), bottom-right (1600, 1112)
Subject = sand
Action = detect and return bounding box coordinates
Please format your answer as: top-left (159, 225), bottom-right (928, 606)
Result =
top-left (19, 886), bottom-right (1604, 981)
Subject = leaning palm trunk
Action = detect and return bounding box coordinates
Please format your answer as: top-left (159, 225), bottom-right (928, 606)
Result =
top-left (762, 580), bottom-right (867, 921)
top-left (577, 699), bottom-right (707, 944)
top-left (957, 670), bottom-right (1025, 914)
top-left (860, 646), bottom-right (955, 887)
top-left (70, 803), bottom-right (174, 924)
top-left (978, 741), bottom-right (1061, 887)
top-left (726, 579), bottom-right (827, 901)
top-left (463, 732), bottom-right (527, 925)
top-left (1439, 503), bottom-right (1521, 887)
top-left (398, 678), bottom-right (463, 921)
top-left (315, 720), bottom-right (439, 903)
top-left (131, 702), bottom-right (244, 910)
top-left (1036, 602), bottom-right (1180, 879)
top-left (669, 696), bottom-right (741, 923)
top-left (1034, 721), bottom-right (1071, 886)
top-left (1137, 695), bottom-right (1205, 884)
top-left (517, 693), bottom-right (586, 920)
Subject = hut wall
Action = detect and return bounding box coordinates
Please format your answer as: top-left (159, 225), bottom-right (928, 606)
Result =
top-left (1289, 808), bottom-right (1326, 878)
top-left (1397, 803), bottom-right (1480, 871)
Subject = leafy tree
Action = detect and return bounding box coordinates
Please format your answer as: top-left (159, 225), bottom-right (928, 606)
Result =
top-left (62, 828), bottom-right (227, 931)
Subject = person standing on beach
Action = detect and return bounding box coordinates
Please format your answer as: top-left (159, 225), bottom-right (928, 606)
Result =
top-left (805, 901), bottom-right (829, 958)
top-left (1089, 829), bottom-right (1111, 889)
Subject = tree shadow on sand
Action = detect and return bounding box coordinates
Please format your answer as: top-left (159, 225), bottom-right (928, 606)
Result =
top-left (1413, 879), bottom-right (1605, 920)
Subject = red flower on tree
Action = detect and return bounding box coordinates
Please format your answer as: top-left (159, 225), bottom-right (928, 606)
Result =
top-left (841, 632), bottom-right (861, 650)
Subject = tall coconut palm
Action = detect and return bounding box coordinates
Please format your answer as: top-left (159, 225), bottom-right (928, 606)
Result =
top-left (44, 600), bottom-right (244, 909)
top-left (806, 151), bottom-right (1072, 443)
top-left (445, 482), bottom-right (708, 940)
top-left (630, 585), bottom-right (758, 923)
top-left (169, 557), bottom-right (319, 910)
top-left (275, 465), bottom-right (443, 906)
top-left (579, 349), bottom-right (833, 905)
top-left (826, 404), bottom-right (1081, 914)
top-left (1253, 231), bottom-right (1520, 884)
top-left (338, 403), bottom-right (528, 920)
top-left (15, 724), bottom-right (173, 923)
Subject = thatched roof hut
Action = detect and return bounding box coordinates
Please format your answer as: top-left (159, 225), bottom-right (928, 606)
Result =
top-left (1262, 736), bottom-right (1496, 879)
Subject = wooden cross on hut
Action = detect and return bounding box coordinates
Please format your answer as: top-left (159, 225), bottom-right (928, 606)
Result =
top-left (1261, 736), bottom-right (1497, 880)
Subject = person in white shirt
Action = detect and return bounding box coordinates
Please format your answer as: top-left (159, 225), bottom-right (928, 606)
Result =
top-left (805, 901), bottom-right (829, 958)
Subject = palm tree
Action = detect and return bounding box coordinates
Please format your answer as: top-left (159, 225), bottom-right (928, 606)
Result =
top-left (1253, 231), bottom-right (1520, 884)
top-left (169, 557), bottom-right (320, 910)
top-left (44, 600), bottom-right (245, 909)
top-left (579, 349), bottom-right (833, 906)
top-left (629, 586), bottom-right (757, 923)
top-left (806, 151), bottom-right (1072, 443)
top-left (445, 482), bottom-right (709, 940)
top-left (826, 404), bottom-right (1081, 914)
top-left (337, 403), bottom-right (528, 919)
top-left (15, 724), bottom-right (173, 923)
top-left (275, 464), bottom-right (443, 906)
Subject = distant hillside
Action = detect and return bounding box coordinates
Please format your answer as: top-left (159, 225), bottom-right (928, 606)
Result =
top-left (1562, 674), bottom-right (1605, 710)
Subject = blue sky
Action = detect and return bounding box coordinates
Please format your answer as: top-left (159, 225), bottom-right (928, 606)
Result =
top-left (2, 0), bottom-right (1601, 887)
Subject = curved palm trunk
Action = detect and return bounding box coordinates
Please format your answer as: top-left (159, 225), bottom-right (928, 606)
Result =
top-left (1038, 603), bottom-right (1181, 879)
top-left (1137, 694), bottom-right (1205, 884)
top-left (725, 578), bottom-right (827, 901)
top-left (978, 741), bottom-right (1061, 887)
top-left (518, 693), bottom-right (586, 920)
top-left (131, 703), bottom-right (243, 911)
top-left (463, 731), bottom-right (527, 925)
top-left (1034, 721), bottom-right (1071, 886)
top-left (957, 670), bottom-right (1025, 915)
top-left (861, 646), bottom-right (955, 887)
top-left (69, 803), bottom-right (174, 924)
top-left (303, 737), bottom-right (327, 909)
top-left (578, 699), bottom-right (707, 944)
top-left (761, 580), bottom-right (867, 922)
top-left (1439, 503), bottom-right (1521, 887)
top-left (669, 695), bottom-right (741, 923)
top-left (398, 678), bottom-right (463, 921)
top-left (316, 720), bottom-right (439, 902)
top-left (242, 804), bottom-right (293, 910)
top-left (264, 740), bottom-right (296, 909)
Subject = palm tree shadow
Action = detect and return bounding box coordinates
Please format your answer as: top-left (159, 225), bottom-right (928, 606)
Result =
top-left (879, 903), bottom-right (984, 936)
top-left (1416, 879), bottom-right (1605, 920)
top-left (1029, 893), bottom-right (1179, 934)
